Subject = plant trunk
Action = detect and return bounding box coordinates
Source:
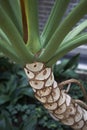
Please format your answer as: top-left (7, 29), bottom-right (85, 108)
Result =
top-left (24, 62), bottom-right (87, 130)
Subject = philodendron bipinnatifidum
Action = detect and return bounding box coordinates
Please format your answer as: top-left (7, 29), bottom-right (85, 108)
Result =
top-left (0, 0), bottom-right (87, 129)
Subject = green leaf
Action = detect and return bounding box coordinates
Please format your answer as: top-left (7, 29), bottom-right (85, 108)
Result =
top-left (2, 110), bottom-right (13, 130)
top-left (63, 69), bottom-right (78, 79)
top-left (62, 20), bottom-right (87, 44)
top-left (7, 76), bottom-right (17, 95)
top-left (53, 54), bottom-right (79, 79)
top-left (0, 95), bottom-right (10, 105)
top-left (0, 6), bottom-right (34, 64)
top-left (47, 33), bottom-right (87, 66)
top-left (10, 88), bottom-right (23, 104)
top-left (0, 0), bottom-right (23, 36)
top-left (21, 87), bottom-right (34, 98)
top-left (39, 0), bottom-right (87, 63)
top-left (22, 115), bottom-right (37, 130)
top-left (41, 0), bottom-right (70, 47)
top-left (0, 114), bottom-right (5, 130)
top-left (0, 29), bottom-right (10, 44)
top-left (63, 53), bottom-right (80, 71)
top-left (0, 52), bottom-right (4, 57)
top-left (23, 0), bottom-right (41, 54)
top-left (0, 38), bottom-right (22, 63)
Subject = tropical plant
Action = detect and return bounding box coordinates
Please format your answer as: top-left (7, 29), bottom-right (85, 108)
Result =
top-left (0, 0), bottom-right (87, 129)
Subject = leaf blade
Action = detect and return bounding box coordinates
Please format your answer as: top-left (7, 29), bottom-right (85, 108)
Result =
top-left (0, 0), bottom-right (23, 36)
top-left (62, 20), bottom-right (87, 44)
top-left (0, 39), bottom-right (22, 63)
top-left (47, 33), bottom-right (87, 66)
top-left (22, 0), bottom-right (41, 54)
top-left (39, 0), bottom-right (87, 63)
top-left (41, 0), bottom-right (70, 47)
top-left (0, 6), bottom-right (34, 64)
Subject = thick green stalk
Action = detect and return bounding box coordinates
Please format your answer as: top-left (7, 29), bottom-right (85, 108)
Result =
top-left (39, 0), bottom-right (87, 62)
top-left (41, 0), bottom-right (70, 47)
top-left (0, 0), bottom-right (23, 36)
top-left (0, 39), bottom-right (22, 64)
top-left (47, 33), bottom-right (87, 66)
top-left (23, 0), bottom-right (41, 54)
top-left (0, 6), bottom-right (34, 64)
top-left (61, 20), bottom-right (87, 44)
top-left (0, 29), bottom-right (10, 45)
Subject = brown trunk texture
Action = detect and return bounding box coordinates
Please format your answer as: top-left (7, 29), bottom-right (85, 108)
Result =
top-left (24, 62), bottom-right (87, 130)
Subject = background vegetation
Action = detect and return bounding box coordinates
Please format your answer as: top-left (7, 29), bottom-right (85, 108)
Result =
top-left (0, 55), bottom-right (87, 130)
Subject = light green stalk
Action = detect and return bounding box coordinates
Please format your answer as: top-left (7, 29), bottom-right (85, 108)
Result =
top-left (39, 0), bottom-right (87, 63)
top-left (0, 6), bottom-right (34, 64)
top-left (61, 20), bottom-right (87, 44)
top-left (41, 0), bottom-right (70, 47)
top-left (47, 33), bottom-right (87, 66)
top-left (23, 0), bottom-right (41, 54)
top-left (0, 39), bottom-right (21, 63)
top-left (0, 0), bottom-right (23, 36)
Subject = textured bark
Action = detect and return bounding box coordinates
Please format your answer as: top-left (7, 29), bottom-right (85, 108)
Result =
top-left (24, 62), bottom-right (87, 130)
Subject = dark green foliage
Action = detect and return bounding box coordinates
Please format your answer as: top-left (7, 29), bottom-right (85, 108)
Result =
top-left (0, 110), bottom-right (14, 130)
top-left (53, 54), bottom-right (80, 81)
top-left (69, 80), bottom-right (87, 101)
top-left (0, 57), bottom-right (34, 105)
top-left (0, 57), bottom-right (86, 130)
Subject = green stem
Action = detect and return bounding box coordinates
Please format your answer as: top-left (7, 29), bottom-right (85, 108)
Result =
top-left (41, 0), bottom-right (70, 47)
top-left (61, 20), bottom-right (87, 45)
top-left (47, 33), bottom-right (87, 66)
top-left (0, 6), bottom-right (34, 64)
top-left (39, 0), bottom-right (87, 62)
top-left (0, 29), bottom-right (10, 44)
top-left (0, 0), bottom-right (23, 36)
top-left (23, 0), bottom-right (41, 54)
top-left (0, 39), bottom-right (22, 64)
